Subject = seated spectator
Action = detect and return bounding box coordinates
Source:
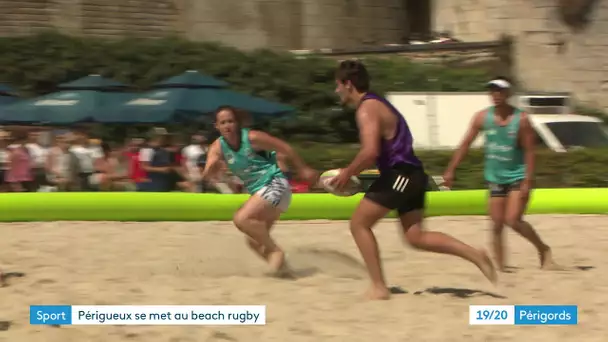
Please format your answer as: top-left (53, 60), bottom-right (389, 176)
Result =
top-left (124, 137), bottom-right (147, 191)
top-left (0, 130), bottom-right (9, 192)
top-left (196, 150), bottom-right (216, 192)
top-left (25, 129), bottom-right (48, 192)
top-left (69, 130), bottom-right (101, 191)
top-left (138, 132), bottom-right (171, 192)
top-left (5, 129), bottom-right (33, 192)
top-left (91, 142), bottom-right (126, 191)
top-left (45, 134), bottom-right (73, 191)
top-left (166, 135), bottom-right (194, 192)
top-left (182, 132), bottom-right (209, 192)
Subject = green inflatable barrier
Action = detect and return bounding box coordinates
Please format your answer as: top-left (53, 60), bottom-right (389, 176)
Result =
top-left (0, 189), bottom-right (606, 222)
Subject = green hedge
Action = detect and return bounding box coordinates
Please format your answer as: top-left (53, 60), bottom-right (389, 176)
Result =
top-left (0, 32), bottom-right (491, 142)
top-left (294, 143), bottom-right (608, 189)
top-left (1, 32), bottom-right (605, 189)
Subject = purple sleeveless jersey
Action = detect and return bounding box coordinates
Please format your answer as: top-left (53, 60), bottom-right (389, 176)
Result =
top-left (360, 93), bottom-right (422, 173)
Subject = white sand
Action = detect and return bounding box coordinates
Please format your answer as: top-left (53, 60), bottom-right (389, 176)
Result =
top-left (0, 215), bottom-right (605, 341)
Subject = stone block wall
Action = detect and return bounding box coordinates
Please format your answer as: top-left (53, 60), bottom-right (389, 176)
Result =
top-left (433, 0), bottom-right (608, 110)
top-left (0, 0), bottom-right (408, 50)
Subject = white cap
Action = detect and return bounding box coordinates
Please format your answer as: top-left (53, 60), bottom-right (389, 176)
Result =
top-left (487, 79), bottom-right (511, 89)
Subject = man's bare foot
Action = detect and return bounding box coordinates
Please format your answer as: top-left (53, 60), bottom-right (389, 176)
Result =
top-left (540, 248), bottom-right (565, 270)
top-left (477, 250), bottom-right (498, 284)
top-left (365, 285), bottom-right (390, 300)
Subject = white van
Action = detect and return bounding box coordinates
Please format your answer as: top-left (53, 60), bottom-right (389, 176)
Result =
top-left (517, 95), bottom-right (608, 152)
top-left (385, 92), bottom-right (608, 152)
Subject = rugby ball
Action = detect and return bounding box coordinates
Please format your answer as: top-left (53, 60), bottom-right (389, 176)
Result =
top-left (320, 169), bottom-right (362, 197)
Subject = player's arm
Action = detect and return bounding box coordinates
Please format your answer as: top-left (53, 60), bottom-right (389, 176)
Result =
top-left (200, 141), bottom-right (224, 181)
top-left (445, 110), bottom-right (485, 173)
top-left (276, 152), bottom-right (290, 173)
top-left (249, 130), bottom-right (318, 183)
top-left (519, 112), bottom-right (535, 183)
top-left (248, 130), bottom-right (308, 171)
top-left (343, 102), bottom-right (381, 178)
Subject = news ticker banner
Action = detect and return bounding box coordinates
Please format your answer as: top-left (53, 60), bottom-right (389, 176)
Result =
top-left (469, 305), bottom-right (578, 325)
top-left (31, 304), bottom-right (577, 326)
top-left (30, 305), bottom-right (265, 325)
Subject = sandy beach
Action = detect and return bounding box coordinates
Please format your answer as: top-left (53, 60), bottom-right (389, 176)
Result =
top-left (0, 215), bottom-right (605, 342)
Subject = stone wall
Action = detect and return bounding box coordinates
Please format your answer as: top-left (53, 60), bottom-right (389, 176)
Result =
top-left (0, 0), bottom-right (408, 50)
top-left (433, 0), bottom-right (608, 110)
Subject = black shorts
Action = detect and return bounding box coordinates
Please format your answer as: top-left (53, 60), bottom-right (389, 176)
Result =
top-left (488, 182), bottom-right (522, 197)
top-left (364, 164), bottom-right (428, 215)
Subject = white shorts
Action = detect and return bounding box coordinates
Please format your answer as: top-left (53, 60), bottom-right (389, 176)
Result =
top-left (255, 177), bottom-right (292, 212)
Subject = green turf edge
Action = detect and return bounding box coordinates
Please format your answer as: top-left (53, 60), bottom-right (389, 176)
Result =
top-left (0, 189), bottom-right (606, 222)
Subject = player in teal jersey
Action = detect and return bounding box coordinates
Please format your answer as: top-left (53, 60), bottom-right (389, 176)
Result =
top-left (443, 77), bottom-right (560, 272)
top-left (202, 106), bottom-right (319, 275)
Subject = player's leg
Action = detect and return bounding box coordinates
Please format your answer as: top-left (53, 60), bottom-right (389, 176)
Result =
top-left (399, 210), bottom-right (496, 283)
top-left (234, 178), bottom-right (291, 273)
top-left (504, 184), bottom-right (560, 269)
top-left (246, 212), bottom-right (281, 261)
top-left (241, 197), bottom-right (265, 260)
top-left (488, 184), bottom-right (508, 271)
top-left (350, 197), bottom-right (393, 300)
top-left (352, 173), bottom-right (405, 300)
top-left (399, 171), bottom-right (497, 283)
top-left (234, 196), bottom-right (285, 271)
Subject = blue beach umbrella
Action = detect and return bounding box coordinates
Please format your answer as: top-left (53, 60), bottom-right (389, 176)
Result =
top-left (100, 70), bottom-right (294, 123)
top-left (0, 75), bottom-right (133, 124)
top-left (0, 90), bottom-right (132, 124)
top-left (0, 84), bottom-right (18, 106)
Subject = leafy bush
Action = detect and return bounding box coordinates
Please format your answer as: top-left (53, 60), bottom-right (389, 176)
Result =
top-left (3, 32), bottom-right (603, 189)
top-left (0, 31), bottom-right (491, 142)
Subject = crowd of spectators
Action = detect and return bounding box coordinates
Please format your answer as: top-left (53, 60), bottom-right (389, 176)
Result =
top-left (0, 127), bottom-right (256, 193)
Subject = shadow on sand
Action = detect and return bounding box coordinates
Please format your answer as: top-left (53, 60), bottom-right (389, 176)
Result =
top-left (389, 286), bottom-right (408, 294)
top-left (0, 321), bottom-right (11, 331)
top-left (414, 286), bottom-right (506, 299)
top-left (281, 247), bottom-right (367, 280)
top-left (503, 266), bottom-right (520, 273)
top-left (0, 271), bottom-right (26, 287)
top-left (503, 265), bottom-right (594, 273)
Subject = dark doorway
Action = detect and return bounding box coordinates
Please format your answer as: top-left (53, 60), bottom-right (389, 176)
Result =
top-left (405, 0), bottom-right (432, 41)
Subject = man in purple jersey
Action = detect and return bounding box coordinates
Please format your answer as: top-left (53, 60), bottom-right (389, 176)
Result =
top-left (330, 60), bottom-right (497, 300)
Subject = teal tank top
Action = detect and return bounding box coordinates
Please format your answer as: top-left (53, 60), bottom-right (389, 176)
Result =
top-left (483, 107), bottom-right (526, 184)
top-left (219, 128), bottom-right (285, 194)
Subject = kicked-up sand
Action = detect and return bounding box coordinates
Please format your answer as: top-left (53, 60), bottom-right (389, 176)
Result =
top-left (0, 215), bottom-right (605, 342)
